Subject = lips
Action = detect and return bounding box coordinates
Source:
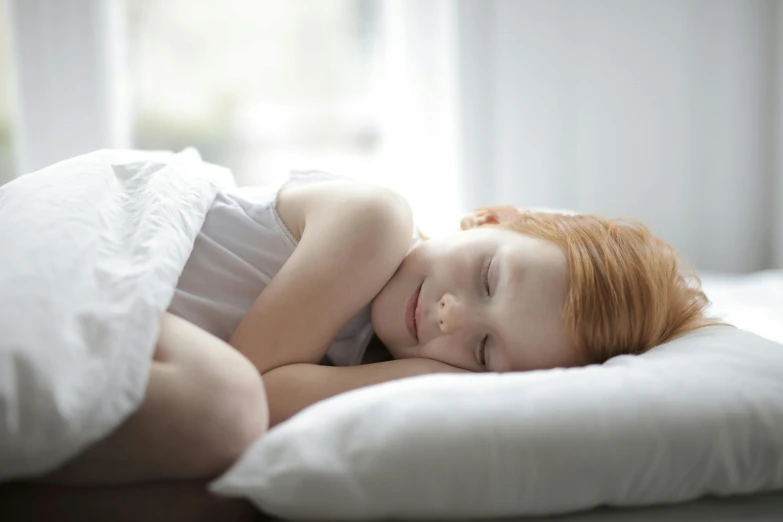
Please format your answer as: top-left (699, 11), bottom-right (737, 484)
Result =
top-left (405, 283), bottom-right (422, 341)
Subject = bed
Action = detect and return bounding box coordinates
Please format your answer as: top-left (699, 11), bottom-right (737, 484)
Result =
top-left (238, 270), bottom-right (783, 521)
top-left (1, 150), bottom-right (781, 521)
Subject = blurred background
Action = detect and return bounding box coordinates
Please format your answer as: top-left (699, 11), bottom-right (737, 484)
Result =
top-left (0, 0), bottom-right (781, 273)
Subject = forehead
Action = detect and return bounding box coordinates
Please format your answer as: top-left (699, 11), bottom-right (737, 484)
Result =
top-left (456, 226), bottom-right (565, 267)
top-left (494, 229), bottom-right (568, 321)
top-left (489, 229), bottom-right (577, 371)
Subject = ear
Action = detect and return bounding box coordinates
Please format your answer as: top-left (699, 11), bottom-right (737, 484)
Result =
top-left (460, 206), bottom-right (521, 230)
top-left (491, 206), bottom-right (524, 224)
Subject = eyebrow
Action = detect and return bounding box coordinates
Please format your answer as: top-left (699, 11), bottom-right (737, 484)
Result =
top-left (494, 253), bottom-right (541, 373)
top-left (491, 255), bottom-right (500, 292)
top-left (491, 254), bottom-right (515, 372)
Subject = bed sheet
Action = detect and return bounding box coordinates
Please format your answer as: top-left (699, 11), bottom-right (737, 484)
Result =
top-left (700, 269), bottom-right (783, 344)
top-left (258, 490), bottom-right (783, 521)
top-left (461, 490), bottom-right (783, 522)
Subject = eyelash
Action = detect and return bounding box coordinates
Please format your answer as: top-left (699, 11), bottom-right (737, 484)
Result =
top-left (479, 335), bottom-right (488, 369)
top-left (481, 258), bottom-right (492, 296)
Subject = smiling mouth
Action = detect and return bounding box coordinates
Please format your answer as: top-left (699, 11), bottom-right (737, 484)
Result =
top-left (405, 283), bottom-right (422, 341)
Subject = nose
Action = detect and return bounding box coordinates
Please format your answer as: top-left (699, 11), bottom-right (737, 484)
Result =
top-left (437, 292), bottom-right (469, 334)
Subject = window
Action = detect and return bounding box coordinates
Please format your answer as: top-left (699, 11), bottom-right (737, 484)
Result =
top-left (0, 0), bottom-right (16, 184)
top-left (126, 0), bottom-right (383, 187)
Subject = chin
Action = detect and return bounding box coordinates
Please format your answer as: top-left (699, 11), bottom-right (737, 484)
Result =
top-left (384, 343), bottom-right (403, 360)
top-left (369, 298), bottom-right (384, 336)
top-left (370, 283), bottom-right (415, 360)
top-left (369, 301), bottom-right (391, 346)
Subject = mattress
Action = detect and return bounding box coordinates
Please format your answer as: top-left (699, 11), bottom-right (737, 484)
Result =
top-left (500, 490), bottom-right (783, 521)
top-left (700, 270), bottom-right (783, 345)
top-left (259, 488), bottom-right (783, 521)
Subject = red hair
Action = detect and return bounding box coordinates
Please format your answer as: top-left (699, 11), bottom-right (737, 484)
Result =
top-left (480, 209), bottom-right (725, 364)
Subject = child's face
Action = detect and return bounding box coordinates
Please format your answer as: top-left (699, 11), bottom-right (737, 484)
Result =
top-left (371, 227), bottom-right (584, 372)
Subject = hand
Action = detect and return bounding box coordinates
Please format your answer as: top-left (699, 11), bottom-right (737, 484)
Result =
top-left (460, 206), bottom-right (523, 230)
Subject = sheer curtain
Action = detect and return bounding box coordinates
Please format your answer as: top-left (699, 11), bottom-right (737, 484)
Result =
top-left (125, 0), bottom-right (385, 189)
top-left (374, 0), bottom-right (462, 235)
top-left (8, 0), bottom-right (129, 176)
top-left (7, 0), bottom-right (465, 235)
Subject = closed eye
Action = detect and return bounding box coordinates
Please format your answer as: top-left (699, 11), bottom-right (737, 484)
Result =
top-left (479, 335), bottom-right (488, 370)
top-left (481, 258), bottom-right (492, 296)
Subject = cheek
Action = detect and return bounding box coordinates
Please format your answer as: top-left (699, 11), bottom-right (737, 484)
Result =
top-left (371, 251), bottom-right (426, 344)
top-left (387, 248), bottom-right (435, 298)
top-left (402, 243), bottom-right (434, 273)
top-left (419, 334), bottom-right (474, 370)
top-left (425, 243), bottom-right (477, 285)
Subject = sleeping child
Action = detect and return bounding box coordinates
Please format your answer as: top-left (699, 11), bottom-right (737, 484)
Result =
top-left (5, 170), bottom-right (722, 521)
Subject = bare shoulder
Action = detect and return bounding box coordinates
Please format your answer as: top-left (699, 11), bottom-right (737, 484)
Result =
top-left (229, 179), bottom-right (413, 373)
top-left (275, 179), bottom-right (413, 244)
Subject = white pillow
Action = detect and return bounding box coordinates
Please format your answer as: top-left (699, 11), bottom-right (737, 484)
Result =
top-left (210, 325), bottom-right (783, 520)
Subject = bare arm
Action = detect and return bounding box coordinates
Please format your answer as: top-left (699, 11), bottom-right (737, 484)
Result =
top-left (263, 358), bottom-right (468, 428)
top-left (228, 181), bottom-right (461, 428)
top-left (230, 181), bottom-right (414, 374)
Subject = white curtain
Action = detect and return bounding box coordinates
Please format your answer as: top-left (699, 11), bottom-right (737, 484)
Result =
top-left (375, 0), bottom-right (463, 236)
top-left (9, 0), bottom-right (782, 272)
top-left (776, 0), bottom-right (783, 269)
top-left (8, 0), bottom-right (129, 175)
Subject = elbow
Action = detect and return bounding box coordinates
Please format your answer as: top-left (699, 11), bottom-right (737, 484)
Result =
top-left (261, 364), bottom-right (310, 429)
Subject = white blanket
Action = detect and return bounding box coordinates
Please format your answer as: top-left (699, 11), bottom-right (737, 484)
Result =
top-left (0, 149), bottom-right (233, 481)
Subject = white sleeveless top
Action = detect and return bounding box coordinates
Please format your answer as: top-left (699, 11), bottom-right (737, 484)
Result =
top-left (167, 170), bottom-right (383, 367)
